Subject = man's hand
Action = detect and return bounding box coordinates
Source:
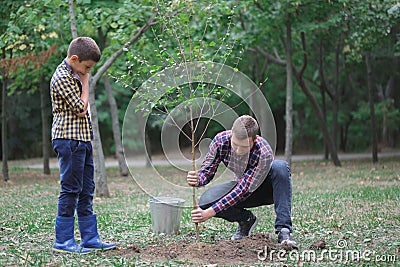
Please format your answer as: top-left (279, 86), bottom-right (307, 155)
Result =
top-left (191, 207), bottom-right (216, 223)
top-left (187, 170), bottom-right (199, 187)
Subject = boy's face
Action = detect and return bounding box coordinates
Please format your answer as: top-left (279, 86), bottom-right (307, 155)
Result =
top-left (231, 135), bottom-right (254, 156)
top-left (68, 55), bottom-right (96, 76)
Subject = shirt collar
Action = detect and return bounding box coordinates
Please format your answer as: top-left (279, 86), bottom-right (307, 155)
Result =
top-left (63, 59), bottom-right (81, 81)
top-left (63, 59), bottom-right (73, 73)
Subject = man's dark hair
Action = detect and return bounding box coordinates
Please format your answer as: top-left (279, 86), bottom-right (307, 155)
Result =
top-left (232, 115), bottom-right (259, 140)
top-left (67, 37), bottom-right (101, 62)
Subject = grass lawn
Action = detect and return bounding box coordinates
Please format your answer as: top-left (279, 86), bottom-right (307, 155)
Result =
top-left (0, 157), bottom-right (399, 266)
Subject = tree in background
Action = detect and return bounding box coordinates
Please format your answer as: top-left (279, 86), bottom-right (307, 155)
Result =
top-left (0, 1), bottom-right (60, 179)
top-left (1, 0), bottom-right (399, 179)
top-left (344, 1), bottom-right (400, 162)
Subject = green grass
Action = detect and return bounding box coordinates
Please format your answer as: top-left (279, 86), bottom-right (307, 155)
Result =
top-left (0, 158), bottom-right (399, 266)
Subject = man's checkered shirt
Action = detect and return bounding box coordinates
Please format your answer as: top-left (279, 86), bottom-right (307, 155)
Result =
top-left (198, 130), bottom-right (274, 214)
top-left (51, 60), bottom-right (93, 141)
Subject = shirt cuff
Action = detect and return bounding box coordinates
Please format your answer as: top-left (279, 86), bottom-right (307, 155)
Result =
top-left (211, 203), bottom-right (222, 214)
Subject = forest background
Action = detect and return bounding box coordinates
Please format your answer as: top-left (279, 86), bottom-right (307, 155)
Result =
top-left (1, 0), bottom-right (399, 186)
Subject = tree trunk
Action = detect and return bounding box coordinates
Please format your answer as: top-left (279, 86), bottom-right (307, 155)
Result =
top-left (294, 71), bottom-right (341, 166)
top-left (365, 53), bottom-right (378, 163)
top-left (283, 9), bottom-right (293, 165)
top-left (68, 0), bottom-right (78, 39)
top-left (145, 131), bottom-right (152, 167)
top-left (89, 81), bottom-right (110, 197)
top-left (332, 42), bottom-right (340, 152)
top-left (318, 43), bottom-right (329, 160)
top-left (2, 61), bottom-right (9, 181)
top-left (378, 76), bottom-right (395, 147)
top-left (294, 33), bottom-right (341, 166)
top-left (40, 74), bottom-right (51, 175)
top-left (104, 74), bottom-right (129, 176)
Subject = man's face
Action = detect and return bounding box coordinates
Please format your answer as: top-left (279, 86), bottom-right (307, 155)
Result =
top-left (69, 55), bottom-right (96, 76)
top-left (231, 135), bottom-right (254, 156)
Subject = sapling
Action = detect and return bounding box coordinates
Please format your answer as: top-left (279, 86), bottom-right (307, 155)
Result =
top-left (121, 1), bottom-right (243, 242)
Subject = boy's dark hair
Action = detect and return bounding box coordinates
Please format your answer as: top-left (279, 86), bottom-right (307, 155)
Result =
top-left (67, 37), bottom-right (101, 62)
top-left (232, 115), bottom-right (259, 140)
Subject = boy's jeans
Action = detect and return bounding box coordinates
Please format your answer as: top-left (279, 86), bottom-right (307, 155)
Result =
top-left (200, 160), bottom-right (293, 233)
top-left (52, 139), bottom-right (95, 217)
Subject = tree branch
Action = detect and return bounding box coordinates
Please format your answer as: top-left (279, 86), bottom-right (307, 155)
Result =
top-left (253, 45), bottom-right (286, 66)
top-left (297, 32), bottom-right (307, 77)
top-left (253, 0), bottom-right (265, 11)
top-left (68, 0), bottom-right (78, 39)
top-left (91, 10), bottom-right (158, 85)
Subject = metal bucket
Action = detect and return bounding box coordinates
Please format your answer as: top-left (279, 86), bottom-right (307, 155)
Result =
top-left (149, 197), bottom-right (185, 235)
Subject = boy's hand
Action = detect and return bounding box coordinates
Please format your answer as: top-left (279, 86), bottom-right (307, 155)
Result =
top-left (191, 207), bottom-right (216, 223)
top-left (187, 171), bottom-right (199, 187)
top-left (78, 72), bottom-right (90, 86)
top-left (77, 73), bottom-right (90, 117)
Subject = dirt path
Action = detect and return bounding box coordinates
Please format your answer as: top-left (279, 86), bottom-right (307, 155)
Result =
top-left (8, 151), bottom-right (400, 169)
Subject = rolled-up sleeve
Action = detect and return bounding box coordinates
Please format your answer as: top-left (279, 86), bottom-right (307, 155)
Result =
top-left (197, 137), bottom-right (221, 186)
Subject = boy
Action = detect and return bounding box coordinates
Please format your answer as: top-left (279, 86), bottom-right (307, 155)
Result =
top-left (187, 115), bottom-right (297, 247)
top-left (50, 37), bottom-right (115, 254)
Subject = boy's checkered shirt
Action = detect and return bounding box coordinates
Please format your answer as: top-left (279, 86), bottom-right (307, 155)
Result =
top-left (50, 60), bottom-right (93, 141)
top-left (198, 130), bottom-right (274, 214)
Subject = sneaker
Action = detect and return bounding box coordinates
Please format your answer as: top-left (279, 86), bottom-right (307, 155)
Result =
top-left (231, 214), bottom-right (258, 240)
top-left (278, 228), bottom-right (298, 248)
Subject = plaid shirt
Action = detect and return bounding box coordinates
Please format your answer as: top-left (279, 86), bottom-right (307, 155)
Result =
top-left (50, 60), bottom-right (93, 141)
top-left (198, 130), bottom-right (274, 214)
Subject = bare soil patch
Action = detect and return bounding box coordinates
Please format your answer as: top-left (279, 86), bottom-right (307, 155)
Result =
top-left (113, 233), bottom-right (295, 266)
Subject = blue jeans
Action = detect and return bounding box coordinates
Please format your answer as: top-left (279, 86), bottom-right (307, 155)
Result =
top-left (52, 139), bottom-right (95, 217)
top-left (200, 160), bottom-right (293, 233)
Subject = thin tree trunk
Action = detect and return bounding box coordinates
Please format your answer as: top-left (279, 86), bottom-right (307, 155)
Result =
top-left (68, 0), bottom-right (78, 39)
top-left (365, 53), bottom-right (378, 163)
top-left (332, 42), bottom-right (340, 152)
top-left (89, 82), bottom-right (110, 197)
top-left (40, 74), bottom-right (50, 174)
top-left (284, 9), bottom-right (293, 165)
top-left (294, 33), bottom-right (341, 166)
top-left (104, 75), bottom-right (128, 176)
top-left (378, 77), bottom-right (395, 147)
top-left (145, 131), bottom-right (152, 167)
top-left (2, 59), bottom-right (9, 181)
top-left (318, 42), bottom-right (329, 160)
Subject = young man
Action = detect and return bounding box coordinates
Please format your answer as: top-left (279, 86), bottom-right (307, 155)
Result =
top-left (187, 115), bottom-right (297, 247)
top-left (50, 37), bottom-right (115, 254)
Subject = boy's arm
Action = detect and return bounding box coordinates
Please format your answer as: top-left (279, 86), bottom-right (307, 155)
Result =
top-left (52, 73), bottom-right (88, 116)
top-left (77, 73), bottom-right (89, 117)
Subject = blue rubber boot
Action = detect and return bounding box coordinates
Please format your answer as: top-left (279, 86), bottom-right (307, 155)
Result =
top-left (78, 214), bottom-right (116, 251)
top-left (51, 216), bottom-right (91, 254)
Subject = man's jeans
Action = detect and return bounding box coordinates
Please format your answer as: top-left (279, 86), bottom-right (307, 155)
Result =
top-left (200, 160), bottom-right (293, 233)
top-left (52, 139), bottom-right (95, 217)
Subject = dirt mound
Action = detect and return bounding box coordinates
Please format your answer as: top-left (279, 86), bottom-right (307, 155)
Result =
top-left (114, 233), bottom-right (295, 265)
